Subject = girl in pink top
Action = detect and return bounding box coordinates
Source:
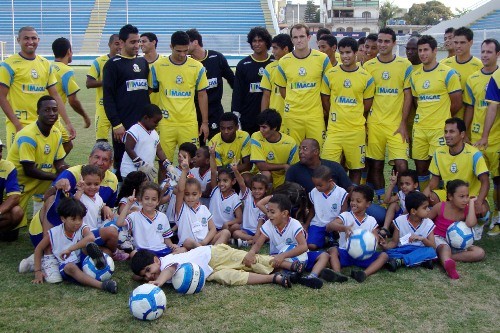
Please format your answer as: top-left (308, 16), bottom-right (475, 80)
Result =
top-left (428, 179), bottom-right (485, 279)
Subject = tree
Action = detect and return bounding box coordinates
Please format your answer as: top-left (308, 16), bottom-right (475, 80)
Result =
top-left (405, 1), bottom-right (454, 25)
top-left (379, 1), bottom-right (404, 28)
top-left (455, 7), bottom-right (470, 18)
top-left (304, 1), bottom-right (319, 23)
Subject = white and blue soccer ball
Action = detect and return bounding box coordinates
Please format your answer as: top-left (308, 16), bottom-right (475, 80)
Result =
top-left (446, 221), bottom-right (474, 250)
top-left (171, 262), bottom-right (205, 295)
top-left (82, 253), bottom-right (115, 281)
top-left (129, 284), bottom-right (167, 321)
top-left (278, 244), bottom-right (308, 264)
top-left (347, 229), bottom-right (377, 261)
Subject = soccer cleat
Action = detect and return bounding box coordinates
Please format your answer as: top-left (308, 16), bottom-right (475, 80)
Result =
top-left (119, 239), bottom-right (134, 252)
top-left (19, 253), bottom-right (35, 273)
top-left (237, 239), bottom-right (249, 248)
top-left (350, 270), bottom-right (366, 283)
top-left (42, 254), bottom-right (62, 283)
top-left (489, 214), bottom-right (499, 230)
top-left (472, 224), bottom-right (484, 240)
top-left (101, 279), bottom-right (118, 294)
top-left (229, 238), bottom-right (236, 246)
top-left (298, 275), bottom-right (323, 289)
top-left (444, 259), bottom-right (459, 279)
top-left (421, 259), bottom-right (434, 270)
top-left (386, 258), bottom-right (404, 272)
top-left (319, 268), bottom-right (348, 283)
top-left (487, 224), bottom-right (500, 236)
top-left (86, 242), bottom-right (106, 270)
top-left (112, 249), bottom-right (130, 261)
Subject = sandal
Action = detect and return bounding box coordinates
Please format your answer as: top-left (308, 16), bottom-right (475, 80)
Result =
top-left (273, 272), bottom-right (292, 288)
top-left (290, 260), bottom-right (306, 274)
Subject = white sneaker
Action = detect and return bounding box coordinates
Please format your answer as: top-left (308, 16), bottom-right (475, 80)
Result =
top-left (42, 254), bottom-right (62, 283)
top-left (237, 239), bottom-right (249, 248)
top-left (119, 240), bottom-right (134, 251)
top-left (19, 254), bottom-right (35, 273)
top-left (489, 214), bottom-right (499, 230)
top-left (473, 224), bottom-right (484, 241)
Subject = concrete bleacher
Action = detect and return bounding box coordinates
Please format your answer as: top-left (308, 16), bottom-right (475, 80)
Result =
top-left (469, 10), bottom-right (500, 30)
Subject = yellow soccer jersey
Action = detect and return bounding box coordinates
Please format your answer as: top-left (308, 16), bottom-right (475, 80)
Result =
top-left (410, 63), bottom-right (461, 130)
top-left (51, 62), bottom-right (80, 104)
top-left (250, 131), bottom-right (299, 187)
top-left (0, 159), bottom-right (21, 198)
top-left (321, 65), bottom-right (375, 132)
top-left (0, 54), bottom-right (57, 125)
top-left (149, 56), bottom-right (209, 125)
top-left (275, 49), bottom-right (331, 119)
top-left (87, 54), bottom-right (110, 113)
top-left (146, 54), bottom-right (164, 107)
top-left (464, 68), bottom-right (500, 142)
top-left (209, 130), bottom-right (251, 167)
top-left (364, 56), bottom-right (412, 126)
top-left (260, 61), bottom-right (284, 115)
top-left (485, 69), bottom-right (500, 104)
top-left (441, 56), bottom-right (483, 117)
top-left (7, 122), bottom-right (65, 194)
top-left (429, 144), bottom-right (489, 196)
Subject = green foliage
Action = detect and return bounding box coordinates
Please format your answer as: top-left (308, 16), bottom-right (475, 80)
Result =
top-left (405, 1), bottom-right (454, 25)
top-left (304, 1), bottom-right (319, 23)
top-left (379, 0), bottom-right (404, 28)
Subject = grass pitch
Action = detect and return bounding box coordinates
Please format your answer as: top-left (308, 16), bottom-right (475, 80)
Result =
top-left (0, 67), bottom-right (499, 333)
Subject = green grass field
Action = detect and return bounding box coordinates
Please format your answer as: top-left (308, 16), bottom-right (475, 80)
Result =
top-left (0, 67), bottom-right (499, 333)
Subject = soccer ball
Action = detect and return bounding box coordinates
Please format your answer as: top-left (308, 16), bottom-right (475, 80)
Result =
top-left (129, 284), bottom-right (167, 321)
top-left (82, 253), bottom-right (115, 281)
top-left (171, 262), bottom-right (205, 295)
top-left (278, 244), bottom-right (308, 264)
top-left (347, 229), bottom-right (377, 261)
top-left (446, 221), bottom-right (474, 250)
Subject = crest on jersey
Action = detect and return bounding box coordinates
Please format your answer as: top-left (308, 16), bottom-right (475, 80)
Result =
top-left (176, 75), bottom-right (183, 84)
top-left (285, 238), bottom-right (293, 245)
top-left (344, 79), bottom-right (351, 88)
top-left (450, 163), bottom-right (458, 173)
top-left (157, 224), bottom-right (163, 231)
top-left (44, 144), bottom-right (50, 154)
top-left (258, 67), bottom-right (265, 76)
top-left (224, 206), bottom-right (231, 214)
top-left (382, 71), bottom-right (390, 80)
top-left (227, 150), bottom-right (235, 159)
top-left (132, 64), bottom-right (140, 72)
top-left (332, 203), bottom-right (337, 210)
top-left (423, 80), bottom-right (430, 89)
top-left (201, 217), bottom-right (207, 226)
top-left (211, 123), bottom-right (218, 129)
top-left (31, 69), bottom-right (39, 79)
top-left (298, 67), bottom-right (307, 76)
top-left (267, 152), bottom-right (275, 160)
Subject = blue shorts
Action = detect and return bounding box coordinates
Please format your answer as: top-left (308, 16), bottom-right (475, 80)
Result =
top-left (242, 228), bottom-right (255, 236)
top-left (91, 229), bottom-right (106, 247)
top-left (307, 225), bottom-right (326, 248)
top-left (103, 217), bottom-right (123, 232)
top-left (338, 248), bottom-right (381, 269)
top-left (140, 247), bottom-right (172, 257)
top-left (305, 251), bottom-right (323, 271)
top-left (30, 233), bottom-right (44, 248)
top-left (60, 253), bottom-right (87, 283)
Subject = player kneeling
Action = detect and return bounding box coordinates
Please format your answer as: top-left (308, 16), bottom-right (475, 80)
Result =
top-left (32, 197), bottom-right (117, 293)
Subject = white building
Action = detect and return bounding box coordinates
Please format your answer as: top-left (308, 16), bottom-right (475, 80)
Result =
top-left (320, 0), bottom-right (380, 33)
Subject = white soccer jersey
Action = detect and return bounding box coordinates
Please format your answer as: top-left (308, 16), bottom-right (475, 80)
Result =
top-left (120, 123), bottom-right (160, 178)
top-left (309, 185), bottom-right (348, 227)
top-left (397, 190), bottom-right (407, 213)
top-left (209, 186), bottom-right (242, 229)
top-left (126, 210), bottom-right (173, 251)
top-left (393, 214), bottom-right (435, 247)
top-left (338, 212), bottom-right (378, 249)
top-left (260, 217), bottom-right (304, 255)
top-left (176, 202), bottom-right (213, 246)
top-left (190, 167), bottom-right (211, 192)
top-left (48, 223), bottom-right (89, 264)
top-left (160, 245), bottom-right (214, 281)
top-left (240, 188), bottom-right (266, 234)
top-left (119, 197), bottom-right (142, 211)
top-left (79, 193), bottom-right (104, 229)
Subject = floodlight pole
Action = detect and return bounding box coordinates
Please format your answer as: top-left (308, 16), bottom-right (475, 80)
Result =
top-left (11, 0), bottom-right (15, 53)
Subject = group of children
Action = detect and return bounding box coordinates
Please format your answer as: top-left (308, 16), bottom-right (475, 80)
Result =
top-left (19, 105), bottom-right (486, 294)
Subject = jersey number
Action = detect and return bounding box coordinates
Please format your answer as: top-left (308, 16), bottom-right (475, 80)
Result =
top-left (15, 110), bottom-right (28, 120)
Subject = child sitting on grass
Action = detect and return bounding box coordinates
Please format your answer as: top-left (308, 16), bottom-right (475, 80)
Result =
top-left (379, 191), bottom-right (437, 271)
top-left (326, 185), bottom-right (389, 283)
top-left (32, 197), bottom-right (117, 293)
top-left (380, 169), bottom-right (419, 237)
top-left (131, 244), bottom-right (293, 288)
top-left (427, 179), bottom-right (485, 279)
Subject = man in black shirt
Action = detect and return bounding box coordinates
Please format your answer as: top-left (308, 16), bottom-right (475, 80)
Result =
top-left (186, 29), bottom-right (235, 143)
top-left (103, 24), bottom-right (150, 181)
top-left (231, 27), bottom-right (273, 134)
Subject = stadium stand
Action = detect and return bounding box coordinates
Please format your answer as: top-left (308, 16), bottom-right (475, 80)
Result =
top-left (469, 10), bottom-right (500, 30)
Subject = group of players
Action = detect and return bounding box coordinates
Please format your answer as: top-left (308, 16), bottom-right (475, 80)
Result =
top-left (0, 21), bottom-right (499, 290)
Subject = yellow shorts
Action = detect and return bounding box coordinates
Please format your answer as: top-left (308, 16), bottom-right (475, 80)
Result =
top-left (95, 107), bottom-right (112, 141)
top-left (17, 182), bottom-right (50, 229)
top-left (322, 129), bottom-right (366, 170)
top-left (367, 123), bottom-right (409, 164)
top-left (471, 136), bottom-right (500, 178)
top-left (6, 121), bottom-right (18, 151)
top-left (158, 119), bottom-right (199, 162)
top-left (28, 210), bottom-right (43, 238)
top-left (207, 244), bottom-right (274, 286)
top-left (412, 127), bottom-right (445, 161)
top-left (54, 119), bottom-right (70, 143)
top-left (282, 116), bottom-right (325, 149)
